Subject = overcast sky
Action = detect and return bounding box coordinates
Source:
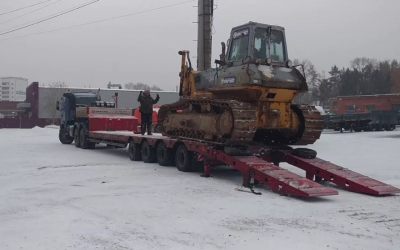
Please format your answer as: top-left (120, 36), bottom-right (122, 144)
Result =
top-left (1, 0), bottom-right (399, 90)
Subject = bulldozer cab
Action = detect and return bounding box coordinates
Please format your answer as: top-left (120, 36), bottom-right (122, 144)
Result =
top-left (226, 22), bottom-right (288, 66)
top-left (178, 21), bottom-right (308, 99)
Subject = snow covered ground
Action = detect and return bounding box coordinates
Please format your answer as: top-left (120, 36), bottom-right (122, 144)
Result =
top-left (0, 127), bottom-right (399, 250)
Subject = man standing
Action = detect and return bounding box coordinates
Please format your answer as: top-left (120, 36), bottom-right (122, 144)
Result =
top-left (137, 89), bottom-right (160, 135)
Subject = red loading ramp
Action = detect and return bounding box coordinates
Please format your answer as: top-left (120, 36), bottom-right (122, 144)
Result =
top-left (284, 154), bottom-right (400, 196)
top-left (233, 156), bottom-right (338, 197)
top-left (199, 147), bottom-right (338, 197)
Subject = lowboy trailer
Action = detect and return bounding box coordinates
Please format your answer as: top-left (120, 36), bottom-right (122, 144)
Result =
top-left (81, 130), bottom-right (400, 198)
top-left (58, 92), bottom-right (400, 198)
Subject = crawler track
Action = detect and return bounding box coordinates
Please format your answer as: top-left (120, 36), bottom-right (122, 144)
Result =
top-left (158, 99), bottom-right (257, 144)
top-left (291, 105), bottom-right (324, 145)
top-left (158, 100), bottom-right (323, 146)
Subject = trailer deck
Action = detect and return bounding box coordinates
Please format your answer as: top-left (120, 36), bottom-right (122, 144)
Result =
top-left (84, 130), bottom-right (400, 198)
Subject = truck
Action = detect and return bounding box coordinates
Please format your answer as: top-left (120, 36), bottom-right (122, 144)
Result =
top-left (55, 15), bottom-right (399, 198)
top-left (57, 92), bottom-right (139, 147)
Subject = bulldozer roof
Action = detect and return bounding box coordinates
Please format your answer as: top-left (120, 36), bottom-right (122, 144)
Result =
top-left (232, 21), bottom-right (285, 32)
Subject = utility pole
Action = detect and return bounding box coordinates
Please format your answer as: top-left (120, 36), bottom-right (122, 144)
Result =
top-left (197, 0), bottom-right (213, 71)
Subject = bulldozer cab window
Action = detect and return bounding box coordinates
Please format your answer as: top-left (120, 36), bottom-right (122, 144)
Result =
top-left (228, 29), bottom-right (249, 61)
top-left (254, 28), bottom-right (286, 63)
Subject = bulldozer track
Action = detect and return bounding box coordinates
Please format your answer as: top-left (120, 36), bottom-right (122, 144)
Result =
top-left (158, 99), bottom-right (257, 144)
top-left (292, 105), bottom-right (324, 145)
top-left (159, 100), bottom-right (323, 146)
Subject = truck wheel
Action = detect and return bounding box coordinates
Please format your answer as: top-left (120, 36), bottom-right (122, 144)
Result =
top-left (385, 125), bottom-right (395, 131)
top-left (175, 144), bottom-right (193, 172)
top-left (80, 127), bottom-right (93, 149)
top-left (74, 127), bottom-right (81, 148)
top-left (128, 142), bottom-right (142, 161)
top-left (156, 142), bottom-right (173, 166)
top-left (141, 141), bottom-right (156, 163)
top-left (59, 127), bottom-right (74, 144)
top-left (292, 148), bottom-right (317, 159)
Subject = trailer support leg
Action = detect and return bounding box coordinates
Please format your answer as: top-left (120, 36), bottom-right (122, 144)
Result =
top-left (201, 160), bottom-right (212, 177)
top-left (242, 172), bottom-right (250, 187)
top-left (306, 171), bottom-right (314, 181)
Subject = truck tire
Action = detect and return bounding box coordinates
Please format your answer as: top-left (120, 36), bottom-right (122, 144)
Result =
top-left (128, 142), bottom-right (142, 161)
top-left (141, 140), bottom-right (156, 163)
top-left (59, 127), bottom-right (74, 144)
top-left (292, 148), bottom-right (317, 159)
top-left (385, 125), bottom-right (395, 131)
top-left (80, 127), bottom-right (90, 149)
top-left (156, 142), bottom-right (173, 166)
top-left (79, 126), bottom-right (95, 149)
top-left (74, 126), bottom-right (81, 148)
top-left (175, 144), bottom-right (194, 172)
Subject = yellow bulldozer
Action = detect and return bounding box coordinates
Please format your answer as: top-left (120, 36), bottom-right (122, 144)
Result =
top-left (159, 22), bottom-right (323, 146)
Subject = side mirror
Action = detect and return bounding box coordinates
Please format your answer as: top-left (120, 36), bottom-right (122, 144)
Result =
top-left (218, 42), bottom-right (226, 66)
top-left (215, 59), bottom-right (225, 66)
top-left (220, 42), bottom-right (226, 58)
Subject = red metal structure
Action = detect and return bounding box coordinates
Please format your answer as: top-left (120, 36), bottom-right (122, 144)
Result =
top-left (133, 105), bottom-right (160, 133)
top-left (0, 82), bottom-right (52, 128)
top-left (330, 94), bottom-right (400, 115)
top-left (86, 108), bottom-right (139, 133)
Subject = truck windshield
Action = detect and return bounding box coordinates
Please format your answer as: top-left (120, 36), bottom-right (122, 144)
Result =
top-left (228, 29), bottom-right (249, 61)
top-left (75, 97), bottom-right (97, 106)
top-left (254, 28), bottom-right (286, 63)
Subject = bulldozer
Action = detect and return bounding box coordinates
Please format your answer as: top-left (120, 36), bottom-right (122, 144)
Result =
top-left (158, 22), bottom-right (323, 146)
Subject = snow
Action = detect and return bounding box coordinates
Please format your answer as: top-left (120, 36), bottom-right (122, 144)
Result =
top-left (0, 127), bottom-right (399, 250)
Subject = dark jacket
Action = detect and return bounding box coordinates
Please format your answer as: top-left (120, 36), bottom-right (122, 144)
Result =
top-left (137, 92), bottom-right (159, 114)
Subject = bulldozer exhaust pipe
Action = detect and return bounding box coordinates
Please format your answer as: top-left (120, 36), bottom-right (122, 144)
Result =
top-left (197, 0), bottom-right (213, 71)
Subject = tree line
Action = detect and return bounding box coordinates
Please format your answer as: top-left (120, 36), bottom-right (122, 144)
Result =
top-left (296, 57), bottom-right (400, 106)
top-left (124, 82), bottom-right (162, 91)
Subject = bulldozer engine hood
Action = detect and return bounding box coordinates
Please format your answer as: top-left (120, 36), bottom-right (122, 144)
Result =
top-left (195, 64), bottom-right (308, 91)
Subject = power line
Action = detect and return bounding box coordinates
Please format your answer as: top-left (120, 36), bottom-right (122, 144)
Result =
top-left (0, 0), bottom-right (193, 41)
top-left (0, 0), bottom-right (65, 26)
top-left (0, 0), bottom-right (101, 36)
top-left (0, 0), bottom-right (52, 16)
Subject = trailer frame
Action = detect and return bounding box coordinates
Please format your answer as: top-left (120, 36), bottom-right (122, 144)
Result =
top-left (84, 130), bottom-right (400, 198)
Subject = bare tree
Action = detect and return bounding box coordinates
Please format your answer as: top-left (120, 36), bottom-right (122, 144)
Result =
top-left (48, 81), bottom-right (68, 88)
top-left (350, 57), bottom-right (378, 72)
top-left (293, 59), bottom-right (322, 104)
top-left (124, 82), bottom-right (162, 91)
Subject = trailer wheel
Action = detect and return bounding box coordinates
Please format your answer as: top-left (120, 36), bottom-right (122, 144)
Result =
top-left (128, 142), bottom-right (141, 161)
top-left (141, 141), bottom-right (156, 163)
top-left (59, 127), bottom-right (74, 144)
top-left (74, 126), bottom-right (81, 148)
top-left (292, 148), bottom-right (317, 159)
top-left (385, 125), bottom-right (395, 131)
top-left (175, 144), bottom-right (194, 172)
top-left (156, 142), bottom-right (173, 166)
